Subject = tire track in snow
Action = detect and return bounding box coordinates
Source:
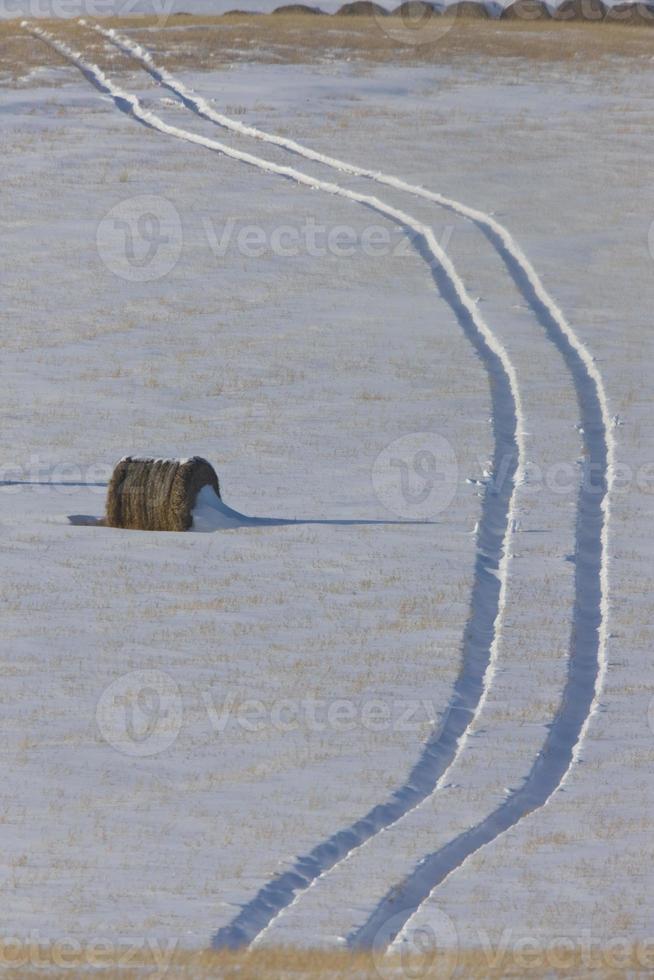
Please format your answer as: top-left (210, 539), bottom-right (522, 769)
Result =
top-left (95, 27), bottom-right (614, 953)
top-left (25, 24), bottom-right (526, 949)
top-left (351, 261), bottom-right (615, 952)
top-left (354, 385), bottom-right (610, 949)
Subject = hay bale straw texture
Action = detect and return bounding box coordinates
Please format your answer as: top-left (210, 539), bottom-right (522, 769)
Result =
top-left (337, 1), bottom-right (390, 13)
top-left (604, 2), bottom-right (654, 22)
top-left (501, 0), bottom-right (550, 18)
top-left (273, 3), bottom-right (325, 11)
top-left (550, 0), bottom-right (605, 18)
top-left (392, 1), bottom-right (441, 16)
top-left (106, 456), bottom-right (221, 532)
top-left (441, 1), bottom-right (489, 16)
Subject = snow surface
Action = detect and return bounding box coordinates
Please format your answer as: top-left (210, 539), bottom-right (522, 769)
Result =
top-left (191, 483), bottom-right (293, 529)
top-left (2, 28), bottom-right (654, 960)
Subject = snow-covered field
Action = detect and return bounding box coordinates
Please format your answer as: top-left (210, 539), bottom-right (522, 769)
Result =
top-left (2, 17), bottom-right (654, 974)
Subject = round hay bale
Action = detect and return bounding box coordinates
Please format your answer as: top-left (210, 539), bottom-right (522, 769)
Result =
top-left (386, 1), bottom-right (450, 43)
top-left (391, 0), bottom-right (440, 14)
top-left (337, 1), bottom-right (390, 13)
top-left (550, 0), bottom-right (605, 19)
top-left (501, 0), bottom-right (550, 17)
top-left (105, 456), bottom-right (221, 532)
top-left (604, 1), bottom-right (654, 22)
top-left (273, 3), bottom-right (326, 10)
top-left (441, 1), bottom-right (489, 16)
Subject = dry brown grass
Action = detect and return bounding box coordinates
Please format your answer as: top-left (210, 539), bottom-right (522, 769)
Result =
top-left (3, 14), bottom-right (654, 84)
top-left (2, 942), bottom-right (654, 977)
top-left (105, 456), bottom-right (220, 531)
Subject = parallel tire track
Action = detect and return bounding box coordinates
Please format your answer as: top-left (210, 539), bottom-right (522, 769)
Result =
top-left (25, 23), bottom-right (526, 948)
top-left (98, 30), bottom-right (614, 951)
top-left (355, 349), bottom-right (609, 949)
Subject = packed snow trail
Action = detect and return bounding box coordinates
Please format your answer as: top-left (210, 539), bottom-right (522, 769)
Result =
top-left (26, 24), bottom-right (526, 949)
top-left (98, 30), bottom-right (616, 948)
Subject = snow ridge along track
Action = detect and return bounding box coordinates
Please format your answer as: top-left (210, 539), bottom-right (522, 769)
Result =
top-left (25, 23), bottom-right (526, 948)
top-left (95, 27), bottom-right (615, 950)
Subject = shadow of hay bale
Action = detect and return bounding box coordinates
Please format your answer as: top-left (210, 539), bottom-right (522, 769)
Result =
top-left (68, 514), bottom-right (106, 526)
top-left (105, 456), bottom-right (221, 532)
